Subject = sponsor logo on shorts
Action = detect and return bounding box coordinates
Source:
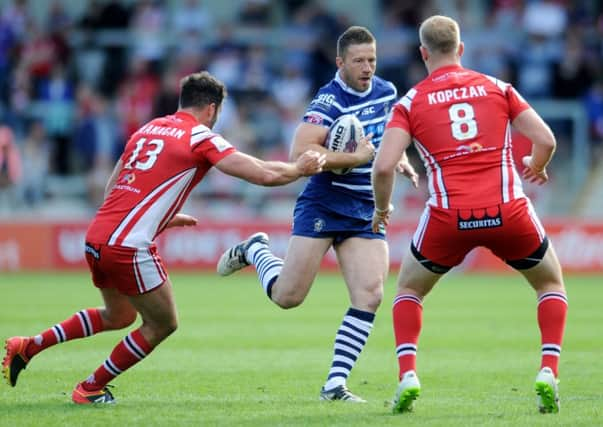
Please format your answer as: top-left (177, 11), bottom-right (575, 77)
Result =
top-left (457, 206), bottom-right (502, 230)
top-left (85, 243), bottom-right (101, 260)
top-left (313, 218), bottom-right (325, 232)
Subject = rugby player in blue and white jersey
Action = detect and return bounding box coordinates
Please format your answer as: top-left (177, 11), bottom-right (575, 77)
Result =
top-left (218, 26), bottom-right (418, 402)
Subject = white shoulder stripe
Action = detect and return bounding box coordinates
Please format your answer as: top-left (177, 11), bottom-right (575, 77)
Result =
top-left (399, 88), bottom-right (417, 111)
top-left (191, 130), bottom-right (214, 145)
top-left (485, 75), bottom-right (508, 94)
top-left (191, 124), bottom-right (210, 135)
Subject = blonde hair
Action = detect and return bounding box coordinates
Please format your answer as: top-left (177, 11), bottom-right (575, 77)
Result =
top-left (419, 15), bottom-right (460, 54)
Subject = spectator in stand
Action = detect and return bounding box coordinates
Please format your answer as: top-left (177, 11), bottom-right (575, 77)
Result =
top-left (36, 64), bottom-right (75, 175)
top-left (207, 24), bottom-right (245, 93)
top-left (171, 0), bottom-right (212, 38)
top-left (1, 0), bottom-right (30, 42)
top-left (551, 32), bottom-right (594, 99)
top-left (116, 58), bottom-right (160, 140)
top-left (18, 119), bottom-right (49, 206)
top-left (237, 0), bottom-right (273, 27)
top-left (129, 0), bottom-right (167, 72)
top-left (0, 125), bottom-right (22, 210)
top-left (584, 78), bottom-right (603, 149)
top-left (73, 85), bottom-right (119, 207)
top-left (152, 67), bottom-right (181, 118)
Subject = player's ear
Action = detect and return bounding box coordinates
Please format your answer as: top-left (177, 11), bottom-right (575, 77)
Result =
top-left (207, 102), bottom-right (216, 116)
top-left (335, 56), bottom-right (344, 69)
top-left (419, 46), bottom-right (429, 62)
top-left (457, 42), bottom-right (464, 58)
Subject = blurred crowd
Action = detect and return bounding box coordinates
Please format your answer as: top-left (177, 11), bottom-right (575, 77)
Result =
top-left (0, 0), bottom-right (602, 217)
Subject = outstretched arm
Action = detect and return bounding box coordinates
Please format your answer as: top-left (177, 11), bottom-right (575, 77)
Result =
top-left (214, 150), bottom-right (325, 186)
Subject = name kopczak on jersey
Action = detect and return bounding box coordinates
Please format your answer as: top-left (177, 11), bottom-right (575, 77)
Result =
top-left (301, 72), bottom-right (397, 219)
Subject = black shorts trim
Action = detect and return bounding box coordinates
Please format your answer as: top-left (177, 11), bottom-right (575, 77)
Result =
top-left (506, 236), bottom-right (549, 270)
top-left (410, 243), bottom-right (452, 274)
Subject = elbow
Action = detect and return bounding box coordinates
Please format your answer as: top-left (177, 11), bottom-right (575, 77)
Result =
top-left (547, 133), bottom-right (557, 151)
top-left (372, 162), bottom-right (392, 180)
top-left (541, 125), bottom-right (557, 150)
top-left (257, 171), bottom-right (281, 187)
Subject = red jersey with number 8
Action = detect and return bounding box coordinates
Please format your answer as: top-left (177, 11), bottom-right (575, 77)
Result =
top-left (387, 64), bottom-right (530, 209)
top-left (86, 111), bottom-right (236, 247)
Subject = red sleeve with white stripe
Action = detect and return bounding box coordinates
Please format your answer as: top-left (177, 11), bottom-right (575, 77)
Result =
top-left (506, 86), bottom-right (531, 120)
top-left (189, 124), bottom-right (237, 164)
top-left (386, 103), bottom-right (411, 133)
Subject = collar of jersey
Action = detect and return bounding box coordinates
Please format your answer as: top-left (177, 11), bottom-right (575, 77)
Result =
top-left (174, 111), bottom-right (198, 123)
top-left (334, 71), bottom-right (373, 97)
top-left (429, 63), bottom-right (464, 78)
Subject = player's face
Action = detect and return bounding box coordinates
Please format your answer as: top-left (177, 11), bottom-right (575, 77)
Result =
top-left (337, 43), bottom-right (377, 92)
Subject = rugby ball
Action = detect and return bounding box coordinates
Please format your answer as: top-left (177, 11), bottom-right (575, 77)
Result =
top-left (326, 114), bottom-right (364, 175)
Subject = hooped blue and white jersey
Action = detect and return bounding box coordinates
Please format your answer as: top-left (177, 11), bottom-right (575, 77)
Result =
top-left (300, 72), bottom-right (397, 217)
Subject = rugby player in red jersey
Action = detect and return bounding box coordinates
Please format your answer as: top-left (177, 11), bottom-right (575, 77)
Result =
top-left (2, 71), bottom-right (325, 404)
top-left (372, 15), bottom-right (566, 414)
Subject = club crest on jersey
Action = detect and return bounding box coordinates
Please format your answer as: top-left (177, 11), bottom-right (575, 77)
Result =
top-left (120, 172), bottom-right (136, 185)
top-left (306, 114), bottom-right (323, 125)
top-left (313, 218), bottom-right (326, 232)
top-left (457, 206), bottom-right (502, 230)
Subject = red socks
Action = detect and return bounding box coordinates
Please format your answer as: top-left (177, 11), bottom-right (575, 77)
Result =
top-left (537, 292), bottom-right (568, 377)
top-left (82, 328), bottom-right (154, 391)
top-left (392, 294), bottom-right (423, 380)
top-left (26, 308), bottom-right (104, 358)
top-left (392, 290), bottom-right (567, 381)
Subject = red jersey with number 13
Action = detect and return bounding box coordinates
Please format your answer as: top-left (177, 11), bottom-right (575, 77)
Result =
top-left (86, 111), bottom-right (236, 247)
top-left (387, 64), bottom-right (531, 209)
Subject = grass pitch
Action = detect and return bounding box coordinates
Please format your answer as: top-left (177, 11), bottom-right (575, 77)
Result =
top-left (0, 271), bottom-right (601, 426)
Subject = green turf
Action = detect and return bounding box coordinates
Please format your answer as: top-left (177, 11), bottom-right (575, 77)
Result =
top-left (0, 271), bottom-right (601, 426)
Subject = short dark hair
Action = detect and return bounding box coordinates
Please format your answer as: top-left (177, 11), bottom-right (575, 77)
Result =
top-left (337, 26), bottom-right (376, 58)
top-left (179, 71), bottom-right (227, 109)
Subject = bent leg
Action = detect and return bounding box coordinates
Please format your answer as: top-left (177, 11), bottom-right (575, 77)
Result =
top-left (267, 236), bottom-right (332, 309)
top-left (23, 288), bottom-right (136, 360)
top-left (3, 287), bottom-right (136, 388)
top-left (80, 279), bottom-right (177, 392)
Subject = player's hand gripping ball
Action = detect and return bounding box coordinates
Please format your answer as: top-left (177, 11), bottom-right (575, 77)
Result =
top-left (325, 114), bottom-right (364, 175)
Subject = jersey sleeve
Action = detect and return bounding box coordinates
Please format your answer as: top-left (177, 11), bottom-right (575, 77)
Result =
top-left (386, 103), bottom-right (411, 133)
top-left (189, 124), bottom-right (236, 164)
top-left (302, 87), bottom-right (339, 128)
top-left (506, 85), bottom-right (531, 120)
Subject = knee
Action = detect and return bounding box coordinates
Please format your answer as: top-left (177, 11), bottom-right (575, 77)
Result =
top-left (271, 288), bottom-right (305, 309)
top-left (143, 317), bottom-right (178, 344)
top-left (101, 309), bottom-right (137, 331)
top-left (158, 318), bottom-right (178, 338)
top-left (365, 283), bottom-right (384, 312)
top-left (350, 279), bottom-right (384, 312)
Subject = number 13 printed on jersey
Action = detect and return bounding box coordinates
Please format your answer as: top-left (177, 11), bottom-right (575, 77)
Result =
top-left (125, 138), bottom-right (165, 171)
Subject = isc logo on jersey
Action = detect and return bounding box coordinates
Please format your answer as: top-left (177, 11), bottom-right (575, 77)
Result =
top-left (325, 114), bottom-right (364, 175)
